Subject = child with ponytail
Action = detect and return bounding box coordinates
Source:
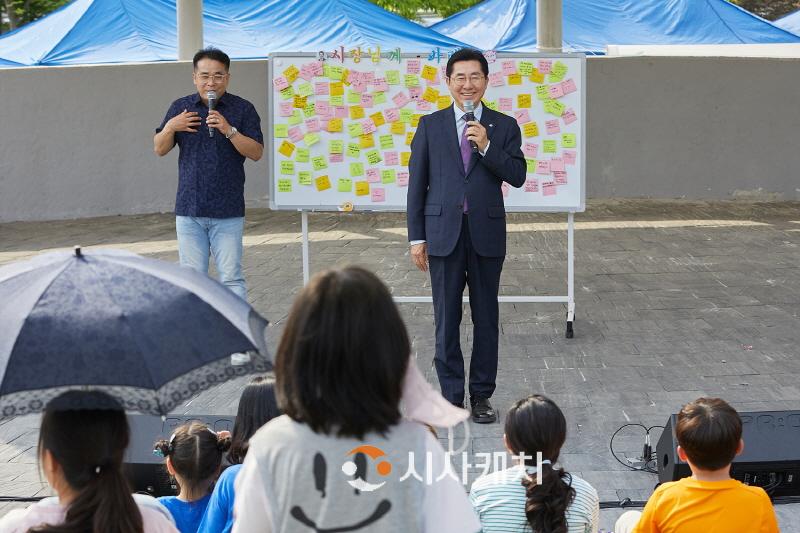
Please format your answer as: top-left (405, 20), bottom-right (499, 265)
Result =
top-left (153, 422), bottom-right (231, 533)
top-left (470, 394), bottom-right (599, 533)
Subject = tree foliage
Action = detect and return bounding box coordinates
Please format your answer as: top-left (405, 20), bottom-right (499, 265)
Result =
top-left (370, 0), bottom-right (481, 20)
top-left (1, 0), bottom-right (70, 33)
top-left (727, 0), bottom-right (800, 20)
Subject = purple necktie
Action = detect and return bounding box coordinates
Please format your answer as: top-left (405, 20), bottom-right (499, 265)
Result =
top-left (460, 115), bottom-right (471, 213)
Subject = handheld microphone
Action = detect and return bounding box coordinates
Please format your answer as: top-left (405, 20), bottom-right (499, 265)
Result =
top-left (462, 100), bottom-right (479, 153)
top-left (207, 91), bottom-right (217, 137)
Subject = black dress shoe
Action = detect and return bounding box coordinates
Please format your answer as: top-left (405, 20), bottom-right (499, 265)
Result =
top-left (470, 397), bottom-right (497, 424)
top-left (450, 400), bottom-right (465, 409)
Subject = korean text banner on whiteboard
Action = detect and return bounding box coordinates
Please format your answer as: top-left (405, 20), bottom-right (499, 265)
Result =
top-left (268, 52), bottom-right (585, 212)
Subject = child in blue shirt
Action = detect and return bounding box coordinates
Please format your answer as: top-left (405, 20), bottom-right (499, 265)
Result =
top-left (154, 422), bottom-right (231, 533)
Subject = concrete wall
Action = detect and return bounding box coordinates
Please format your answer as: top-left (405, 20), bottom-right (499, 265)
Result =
top-left (1, 57), bottom-right (798, 222)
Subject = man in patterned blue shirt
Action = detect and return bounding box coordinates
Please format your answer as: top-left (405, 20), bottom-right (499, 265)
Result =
top-left (155, 48), bottom-right (263, 301)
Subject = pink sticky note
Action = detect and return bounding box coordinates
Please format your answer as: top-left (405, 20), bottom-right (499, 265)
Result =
top-left (352, 81), bottom-right (367, 94)
top-left (562, 108), bottom-right (577, 125)
top-left (371, 187), bottom-right (386, 202)
top-left (553, 171), bottom-right (567, 184)
top-left (366, 168), bottom-right (380, 183)
top-left (407, 59), bottom-right (421, 74)
top-left (408, 86), bottom-right (422, 100)
top-left (384, 151), bottom-right (399, 165)
top-left (548, 84), bottom-right (565, 99)
top-left (546, 119), bottom-right (560, 135)
top-left (315, 101), bottom-right (331, 117)
top-left (361, 119), bottom-right (377, 135)
top-left (501, 182), bottom-right (510, 197)
top-left (498, 97), bottom-right (513, 112)
top-left (383, 108), bottom-right (400, 122)
top-left (312, 62), bottom-right (324, 76)
top-left (273, 76), bottom-right (289, 91)
top-left (561, 79), bottom-right (577, 94)
top-left (363, 71), bottom-right (375, 84)
top-left (299, 65), bottom-right (314, 81)
top-left (536, 160), bottom-right (551, 175)
top-left (373, 78), bottom-right (389, 92)
top-left (393, 92), bottom-right (411, 108)
top-left (305, 118), bottom-right (320, 133)
top-left (314, 82), bottom-right (329, 96)
top-left (360, 94), bottom-right (374, 108)
top-left (288, 126), bottom-right (303, 143)
top-left (279, 101), bottom-right (293, 117)
top-left (514, 109), bottom-right (531, 125)
top-left (416, 100), bottom-right (432, 111)
top-left (537, 60), bottom-right (552, 74)
top-left (524, 179), bottom-right (539, 192)
top-left (489, 72), bottom-right (504, 87)
top-left (563, 150), bottom-right (577, 165)
top-left (550, 157), bottom-right (565, 172)
top-left (397, 171), bottom-right (410, 187)
top-left (335, 106), bottom-right (348, 118)
top-left (484, 50), bottom-right (497, 63)
top-left (440, 65), bottom-right (448, 79)
top-left (329, 153), bottom-right (343, 163)
top-left (523, 143), bottom-right (538, 158)
top-left (542, 182), bottom-right (557, 196)
top-left (501, 60), bottom-right (517, 76)
top-left (319, 119), bottom-right (330, 131)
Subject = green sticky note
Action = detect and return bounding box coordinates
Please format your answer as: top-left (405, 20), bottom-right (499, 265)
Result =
top-left (484, 100), bottom-right (497, 111)
top-left (536, 86), bottom-right (550, 100)
top-left (330, 95), bottom-right (344, 106)
top-left (280, 86), bottom-right (294, 100)
top-left (347, 90), bottom-right (361, 104)
top-left (399, 109), bottom-right (413, 123)
top-left (303, 102), bottom-right (316, 117)
top-left (328, 65), bottom-right (344, 81)
top-left (373, 92), bottom-right (387, 105)
top-left (304, 133), bottom-right (320, 146)
top-left (404, 74), bottom-right (420, 87)
top-left (543, 140), bottom-right (557, 153)
top-left (322, 63), bottom-right (331, 78)
top-left (312, 156), bottom-right (328, 170)
top-left (545, 100), bottom-right (566, 117)
top-left (518, 61), bottom-right (534, 76)
top-left (298, 171), bottom-right (312, 185)
top-left (526, 158), bottom-right (536, 173)
top-left (347, 143), bottom-right (361, 158)
top-left (280, 161), bottom-right (295, 175)
top-left (350, 162), bottom-right (364, 176)
top-left (277, 178), bottom-right (292, 192)
top-left (365, 150), bottom-right (382, 165)
top-left (385, 70), bottom-right (400, 85)
top-left (348, 122), bottom-right (364, 137)
top-left (288, 110), bottom-right (303, 125)
top-left (381, 169), bottom-right (396, 184)
top-left (329, 140), bottom-right (344, 154)
top-left (379, 134), bottom-right (394, 150)
top-left (274, 124), bottom-right (288, 138)
top-left (297, 82), bottom-right (313, 97)
top-left (562, 134), bottom-right (577, 148)
top-left (337, 178), bottom-right (353, 192)
top-left (296, 148), bottom-right (310, 163)
top-left (550, 61), bottom-right (568, 82)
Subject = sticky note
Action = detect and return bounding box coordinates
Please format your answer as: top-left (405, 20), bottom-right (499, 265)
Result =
top-left (277, 178), bottom-right (292, 192)
top-left (347, 90), bottom-right (361, 104)
top-left (484, 100), bottom-right (497, 111)
top-left (328, 65), bottom-right (344, 81)
top-left (562, 133), bottom-right (577, 148)
top-left (273, 76), bottom-right (289, 91)
top-left (288, 110), bottom-right (303, 126)
top-left (305, 118), bottom-right (320, 133)
top-left (489, 72), bottom-right (504, 87)
top-left (371, 188), bottom-right (386, 202)
top-left (514, 109), bottom-right (531, 125)
top-left (366, 168), bottom-right (380, 182)
top-left (379, 134), bottom-right (394, 149)
top-left (525, 179), bottom-right (539, 192)
top-left (396, 171), bottom-right (409, 187)
top-left (288, 126), bottom-right (303, 142)
top-left (550, 157), bottom-right (565, 172)
top-left (551, 61), bottom-right (568, 80)
top-left (543, 182), bottom-right (557, 196)
top-left (501, 60), bottom-right (517, 76)
top-left (537, 60), bottom-right (552, 74)
top-left (384, 151), bottom-right (399, 165)
top-left (523, 143), bottom-right (538, 158)
top-left (536, 160), bottom-right (551, 174)
top-left (517, 94), bottom-right (532, 108)
top-left (278, 140), bottom-right (295, 157)
top-left (298, 171), bottom-right (312, 185)
top-left (350, 162), bottom-right (364, 176)
top-left (315, 175), bottom-right (331, 191)
top-left (545, 100), bottom-right (566, 116)
top-left (405, 131), bottom-right (415, 146)
top-left (529, 68), bottom-right (545, 84)
top-left (543, 140), bottom-right (557, 153)
top-left (411, 114), bottom-right (422, 128)
top-left (297, 82), bottom-right (313, 97)
top-left (315, 82), bottom-right (329, 95)
top-left (422, 86), bottom-right (439, 103)
top-left (384, 108), bottom-right (400, 122)
top-left (536, 86), bottom-right (550, 100)
top-left (523, 122), bottom-right (539, 137)
top-left (404, 74), bottom-right (420, 87)
top-left (330, 82), bottom-right (344, 96)
top-left (279, 101), bottom-right (293, 117)
top-left (508, 73), bottom-right (522, 85)
top-left (390, 121), bottom-right (406, 135)
top-left (380, 169), bottom-right (396, 184)
top-left (361, 119), bottom-right (377, 135)
top-left (548, 84), bottom-right (565, 99)
top-left (329, 153), bottom-right (343, 163)
top-left (330, 95), bottom-right (344, 106)
top-left (437, 95), bottom-right (451, 109)
top-left (553, 171), bottom-right (567, 184)
top-left (408, 85), bottom-right (422, 100)
top-left (518, 61), bottom-right (534, 76)
top-left (399, 109), bottom-right (413, 123)
top-left (304, 133), bottom-right (320, 146)
top-left (545, 120), bottom-right (560, 135)
top-left (421, 65), bottom-right (438, 82)
top-left (401, 152), bottom-right (411, 166)
top-left (303, 102), bottom-right (317, 117)
top-left (329, 140), bottom-right (344, 154)
top-left (355, 181), bottom-right (370, 196)
top-left (563, 150), bottom-right (577, 165)
top-left (373, 92), bottom-right (387, 105)
top-left (327, 118), bottom-right (343, 132)
top-left (373, 77), bottom-right (389, 92)
top-left (337, 178), bottom-right (353, 192)
top-left (274, 124), bottom-right (288, 138)
top-left (312, 156), bottom-right (328, 170)
top-left (347, 143), bottom-right (361, 158)
top-left (280, 86), bottom-right (294, 100)
top-left (293, 95), bottom-right (307, 109)
top-left (407, 58), bottom-right (421, 74)
top-left (525, 158), bottom-right (536, 173)
top-left (349, 106), bottom-right (365, 120)
top-left (296, 148), bottom-right (310, 163)
top-left (280, 160), bottom-right (295, 175)
top-left (365, 150), bottom-right (382, 165)
top-left (283, 65), bottom-right (300, 83)
top-left (393, 92), bottom-right (411, 108)
top-left (562, 108), bottom-right (578, 125)
top-left (348, 122), bottom-right (363, 137)
top-left (359, 134), bottom-right (374, 149)
top-left (561, 79), bottom-right (577, 94)
top-left (385, 70), bottom-right (400, 85)
top-left (370, 112), bottom-right (386, 127)
top-left (498, 97), bottom-right (513, 112)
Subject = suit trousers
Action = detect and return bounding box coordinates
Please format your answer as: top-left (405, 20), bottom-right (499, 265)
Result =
top-left (428, 215), bottom-right (504, 406)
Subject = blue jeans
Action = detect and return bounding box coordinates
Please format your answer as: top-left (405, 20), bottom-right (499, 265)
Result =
top-left (175, 216), bottom-right (247, 301)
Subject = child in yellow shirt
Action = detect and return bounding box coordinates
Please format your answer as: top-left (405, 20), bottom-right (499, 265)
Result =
top-left (615, 397), bottom-right (779, 533)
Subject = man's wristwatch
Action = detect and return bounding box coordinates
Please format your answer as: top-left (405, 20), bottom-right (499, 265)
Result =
top-left (225, 126), bottom-right (238, 139)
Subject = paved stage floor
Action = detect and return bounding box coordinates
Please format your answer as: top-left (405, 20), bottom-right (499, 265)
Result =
top-left (1, 199), bottom-right (799, 530)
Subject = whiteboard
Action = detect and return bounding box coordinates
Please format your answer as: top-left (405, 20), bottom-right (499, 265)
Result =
top-left (267, 52), bottom-right (585, 213)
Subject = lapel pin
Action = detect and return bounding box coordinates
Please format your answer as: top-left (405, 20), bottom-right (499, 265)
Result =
top-left (489, 124), bottom-right (494, 128)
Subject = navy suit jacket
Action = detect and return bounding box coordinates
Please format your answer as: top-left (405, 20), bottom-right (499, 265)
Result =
top-left (407, 104), bottom-right (526, 258)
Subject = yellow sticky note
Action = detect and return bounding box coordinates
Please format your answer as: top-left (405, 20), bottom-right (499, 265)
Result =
top-left (274, 124), bottom-right (288, 138)
top-left (523, 122), bottom-right (539, 137)
top-left (280, 86), bottom-right (294, 100)
top-left (517, 94), bottom-right (532, 108)
top-left (518, 61), bottom-right (534, 76)
top-left (529, 68), bottom-right (545, 83)
top-left (508, 73), bottom-right (522, 85)
top-left (347, 143), bottom-right (361, 158)
top-left (330, 82), bottom-right (344, 96)
top-left (293, 95), bottom-right (307, 109)
top-left (328, 118), bottom-right (343, 132)
top-left (543, 140), bottom-right (557, 153)
top-left (359, 133), bottom-right (375, 149)
top-left (404, 74), bottom-right (420, 87)
top-left (355, 181), bottom-right (370, 196)
top-left (349, 106), bottom-right (365, 120)
top-left (277, 178), bottom-right (292, 192)
top-left (329, 140), bottom-right (344, 154)
top-left (278, 140), bottom-right (295, 157)
top-left (411, 114), bottom-right (422, 128)
top-left (312, 156), bottom-right (328, 171)
top-left (280, 161), bottom-right (295, 175)
top-left (304, 133), bottom-right (320, 146)
top-left (348, 122), bottom-right (364, 137)
top-left (350, 162), bottom-right (364, 176)
top-left (283, 65), bottom-right (299, 83)
top-left (295, 148), bottom-right (309, 163)
top-left (562, 133), bottom-right (577, 148)
top-left (421, 65), bottom-right (438, 82)
top-left (296, 82), bottom-right (313, 97)
top-left (390, 121), bottom-right (406, 135)
top-left (381, 169), bottom-right (396, 184)
top-left (385, 70), bottom-right (400, 85)
top-left (370, 112), bottom-right (386, 127)
top-left (298, 171), bottom-right (312, 185)
top-left (401, 152), bottom-right (411, 166)
top-left (405, 131), bottom-right (415, 146)
top-left (365, 150), bottom-right (382, 165)
top-left (437, 95), bottom-right (451, 110)
top-left (341, 68), bottom-right (351, 85)
top-left (379, 134), bottom-right (394, 149)
top-left (422, 86), bottom-right (439, 103)
top-left (315, 175), bottom-right (331, 191)
top-left (337, 178), bottom-right (353, 192)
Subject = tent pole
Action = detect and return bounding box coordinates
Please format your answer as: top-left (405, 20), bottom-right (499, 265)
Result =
top-left (537, 0), bottom-right (563, 53)
top-left (178, 0), bottom-right (203, 60)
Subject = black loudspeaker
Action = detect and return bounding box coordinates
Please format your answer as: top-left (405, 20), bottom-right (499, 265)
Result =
top-left (123, 413), bottom-right (235, 497)
top-left (657, 410), bottom-right (800, 497)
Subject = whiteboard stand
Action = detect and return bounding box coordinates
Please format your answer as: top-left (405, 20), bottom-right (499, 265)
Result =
top-left (298, 210), bottom-right (576, 339)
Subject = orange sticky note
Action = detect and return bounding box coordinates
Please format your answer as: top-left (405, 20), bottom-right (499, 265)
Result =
top-left (359, 133), bottom-right (375, 149)
top-left (349, 106), bottom-right (365, 120)
top-left (508, 73), bottom-right (522, 85)
top-left (390, 121), bottom-right (406, 135)
top-left (421, 65), bottom-right (438, 82)
top-left (517, 94), bottom-right (532, 108)
top-left (278, 140), bottom-right (295, 157)
top-left (355, 181), bottom-right (370, 196)
top-left (327, 118), bottom-right (343, 132)
top-left (523, 122), bottom-right (539, 137)
top-left (401, 151), bottom-right (411, 166)
top-left (370, 111), bottom-right (386, 127)
top-left (315, 175), bottom-right (331, 191)
top-left (437, 95), bottom-right (451, 109)
top-left (529, 69), bottom-right (545, 83)
top-left (283, 65), bottom-right (299, 83)
top-left (330, 82), bottom-right (344, 96)
top-left (422, 86), bottom-right (439, 103)
top-left (293, 95), bottom-right (307, 109)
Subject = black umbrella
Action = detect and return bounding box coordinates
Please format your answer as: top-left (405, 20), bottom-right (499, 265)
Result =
top-left (0, 247), bottom-right (271, 418)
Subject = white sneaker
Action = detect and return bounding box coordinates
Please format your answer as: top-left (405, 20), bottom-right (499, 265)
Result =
top-left (230, 352), bottom-right (251, 366)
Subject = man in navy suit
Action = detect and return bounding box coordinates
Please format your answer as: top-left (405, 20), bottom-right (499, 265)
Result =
top-left (407, 49), bottom-right (526, 423)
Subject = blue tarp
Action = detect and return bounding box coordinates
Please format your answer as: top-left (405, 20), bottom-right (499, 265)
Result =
top-left (776, 10), bottom-right (800, 36)
top-left (0, 0), bottom-right (466, 66)
top-left (432, 0), bottom-right (800, 53)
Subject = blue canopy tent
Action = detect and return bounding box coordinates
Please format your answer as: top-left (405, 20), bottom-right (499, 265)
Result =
top-left (0, 0), bottom-right (466, 66)
top-left (776, 10), bottom-right (800, 36)
top-left (431, 0), bottom-right (800, 53)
